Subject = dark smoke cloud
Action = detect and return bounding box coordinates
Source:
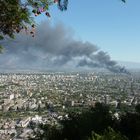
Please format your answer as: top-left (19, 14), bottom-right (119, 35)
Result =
top-left (0, 21), bottom-right (129, 73)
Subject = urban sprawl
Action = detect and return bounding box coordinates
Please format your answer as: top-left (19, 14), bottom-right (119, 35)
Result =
top-left (0, 72), bottom-right (140, 139)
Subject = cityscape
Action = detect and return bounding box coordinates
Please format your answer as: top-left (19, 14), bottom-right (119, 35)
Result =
top-left (0, 71), bottom-right (140, 139)
top-left (1, 0), bottom-right (140, 140)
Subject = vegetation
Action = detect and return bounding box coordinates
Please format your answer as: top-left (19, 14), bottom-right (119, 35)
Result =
top-left (89, 128), bottom-right (128, 140)
top-left (29, 102), bottom-right (140, 140)
top-left (0, 0), bottom-right (68, 49)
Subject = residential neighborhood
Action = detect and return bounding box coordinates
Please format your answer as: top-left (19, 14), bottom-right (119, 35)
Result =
top-left (0, 72), bottom-right (140, 139)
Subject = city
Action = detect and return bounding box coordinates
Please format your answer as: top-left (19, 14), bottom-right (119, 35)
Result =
top-left (0, 71), bottom-right (140, 139)
top-left (1, 0), bottom-right (140, 140)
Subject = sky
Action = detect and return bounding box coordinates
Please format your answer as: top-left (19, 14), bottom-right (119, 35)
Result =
top-left (1, 0), bottom-right (140, 72)
top-left (36, 0), bottom-right (140, 63)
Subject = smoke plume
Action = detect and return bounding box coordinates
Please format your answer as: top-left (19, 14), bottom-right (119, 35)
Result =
top-left (0, 21), bottom-right (129, 73)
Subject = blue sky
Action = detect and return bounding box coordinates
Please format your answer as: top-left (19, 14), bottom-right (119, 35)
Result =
top-left (35, 0), bottom-right (140, 63)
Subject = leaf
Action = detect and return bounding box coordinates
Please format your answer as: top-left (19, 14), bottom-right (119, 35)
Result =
top-left (43, 4), bottom-right (49, 11)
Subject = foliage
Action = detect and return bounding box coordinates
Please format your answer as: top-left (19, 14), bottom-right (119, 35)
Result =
top-left (0, 0), bottom-right (68, 48)
top-left (29, 123), bottom-right (63, 140)
top-left (59, 103), bottom-right (114, 140)
top-left (0, 0), bottom-right (31, 38)
top-left (89, 127), bottom-right (128, 140)
top-left (30, 102), bottom-right (140, 140)
top-left (31, 103), bottom-right (115, 140)
top-left (135, 104), bottom-right (140, 114)
top-left (0, 0), bottom-right (68, 37)
top-left (118, 112), bottom-right (140, 140)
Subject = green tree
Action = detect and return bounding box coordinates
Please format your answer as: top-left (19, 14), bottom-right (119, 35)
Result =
top-left (89, 127), bottom-right (128, 140)
top-left (60, 103), bottom-right (114, 140)
top-left (29, 102), bottom-right (140, 140)
top-left (135, 104), bottom-right (140, 114)
top-left (119, 112), bottom-right (140, 140)
top-left (29, 103), bottom-right (115, 140)
top-left (0, 0), bottom-right (68, 48)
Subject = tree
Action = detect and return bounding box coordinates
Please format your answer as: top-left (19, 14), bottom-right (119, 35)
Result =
top-left (89, 127), bottom-right (128, 140)
top-left (28, 102), bottom-right (140, 140)
top-left (29, 123), bottom-right (63, 140)
top-left (135, 104), bottom-right (140, 114)
top-left (60, 103), bottom-right (114, 140)
top-left (119, 112), bottom-right (140, 140)
top-left (0, 0), bottom-right (68, 49)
